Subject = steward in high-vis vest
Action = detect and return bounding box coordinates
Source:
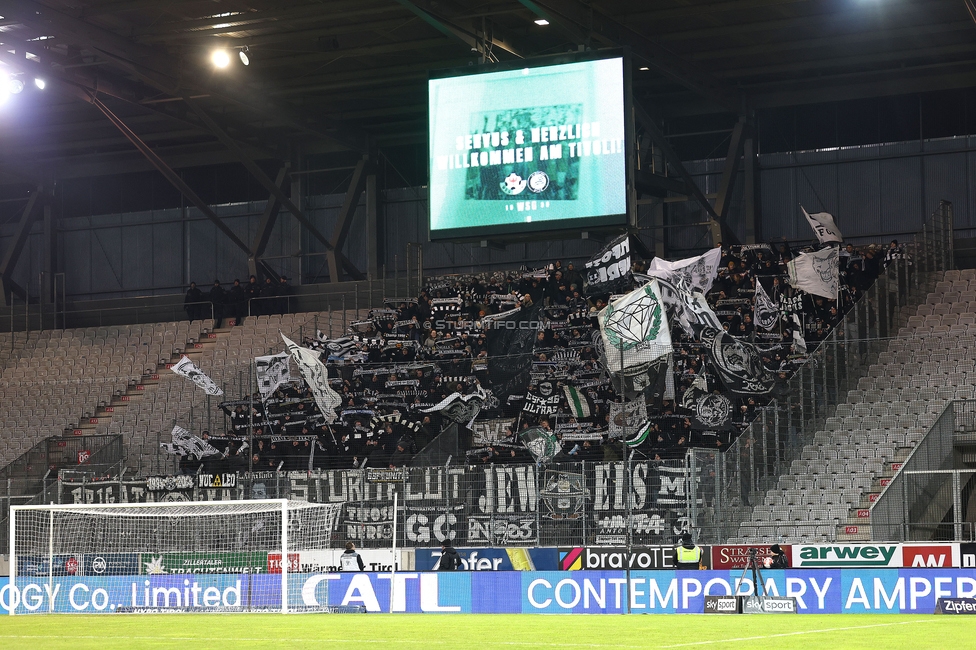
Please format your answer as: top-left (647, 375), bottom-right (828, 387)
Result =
top-left (675, 533), bottom-right (703, 570)
top-left (340, 542), bottom-right (366, 571)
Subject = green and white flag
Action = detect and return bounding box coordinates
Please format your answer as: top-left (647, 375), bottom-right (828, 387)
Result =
top-left (519, 426), bottom-right (559, 464)
top-left (624, 420), bottom-right (654, 448)
top-left (563, 385), bottom-right (592, 418)
top-left (599, 280), bottom-right (672, 374)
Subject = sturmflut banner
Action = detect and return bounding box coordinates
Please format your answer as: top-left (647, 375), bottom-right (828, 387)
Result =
top-left (5, 570), bottom-right (976, 614)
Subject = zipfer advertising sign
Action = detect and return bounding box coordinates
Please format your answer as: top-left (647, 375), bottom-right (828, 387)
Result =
top-left (5, 570), bottom-right (976, 614)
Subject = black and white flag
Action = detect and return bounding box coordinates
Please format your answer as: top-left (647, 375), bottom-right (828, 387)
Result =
top-left (255, 352), bottom-right (291, 399)
top-left (700, 326), bottom-right (775, 396)
top-left (281, 333), bottom-right (342, 424)
top-left (171, 356), bottom-right (223, 395)
top-left (646, 247), bottom-right (722, 293)
top-left (421, 386), bottom-right (487, 428)
top-left (791, 313), bottom-right (808, 354)
top-left (753, 280), bottom-right (779, 331)
top-left (608, 399), bottom-right (648, 439)
top-left (584, 234), bottom-right (633, 295)
top-left (787, 246), bottom-right (839, 299)
top-left (522, 380), bottom-right (562, 416)
top-left (679, 376), bottom-right (734, 430)
top-left (801, 206), bottom-right (843, 244)
top-left (159, 425), bottom-right (219, 459)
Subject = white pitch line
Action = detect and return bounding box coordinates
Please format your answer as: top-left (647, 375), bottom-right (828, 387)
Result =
top-left (655, 619), bottom-right (940, 648)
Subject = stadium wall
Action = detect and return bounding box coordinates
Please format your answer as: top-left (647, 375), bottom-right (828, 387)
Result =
top-left (0, 136), bottom-right (970, 301)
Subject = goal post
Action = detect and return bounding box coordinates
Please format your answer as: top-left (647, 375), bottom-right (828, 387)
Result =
top-left (8, 499), bottom-right (342, 614)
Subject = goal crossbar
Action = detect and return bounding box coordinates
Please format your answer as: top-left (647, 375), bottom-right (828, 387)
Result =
top-left (9, 499), bottom-right (342, 615)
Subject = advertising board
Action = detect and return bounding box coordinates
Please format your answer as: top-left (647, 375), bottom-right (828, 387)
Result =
top-left (415, 547), bottom-right (558, 572)
top-left (3, 570), bottom-right (976, 614)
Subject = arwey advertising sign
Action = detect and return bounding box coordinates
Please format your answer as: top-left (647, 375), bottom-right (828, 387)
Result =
top-left (792, 545), bottom-right (902, 568)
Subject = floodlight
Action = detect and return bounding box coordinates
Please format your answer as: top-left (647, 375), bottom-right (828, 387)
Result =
top-left (211, 49), bottom-right (231, 68)
top-left (34, 78), bottom-right (45, 90)
top-left (239, 46), bottom-right (250, 66)
top-left (534, 19), bottom-right (549, 26)
top-left (8, 78), bottom-right (24, 94)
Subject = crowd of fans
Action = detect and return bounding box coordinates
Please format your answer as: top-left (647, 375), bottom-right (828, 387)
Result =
top-left (180, 239), bottom-right (902, 475)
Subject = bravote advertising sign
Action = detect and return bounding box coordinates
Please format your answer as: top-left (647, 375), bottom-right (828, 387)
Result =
top-left (428, 53), bottom-right (628, 240)
top-left (4, 570), bottom-right (976, 614)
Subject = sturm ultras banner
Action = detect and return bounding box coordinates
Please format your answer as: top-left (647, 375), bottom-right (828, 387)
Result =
top-left (5, 570), bottom-right (976, 614)
top-left (428, 56), bottom-right (627, 239)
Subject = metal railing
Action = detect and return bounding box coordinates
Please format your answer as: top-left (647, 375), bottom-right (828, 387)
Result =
top-left (871, 399), bottom-right (974, 541)
top-left (690, 202), bottom-right (953, 544)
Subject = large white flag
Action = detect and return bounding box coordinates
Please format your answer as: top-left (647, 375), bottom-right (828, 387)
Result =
top-left (646, 247), bottom-right (722, 294)
top-left (281, 333), bottom-right (341, 424)
top-left (160, 425), bottom-right (219, 459)
top-left (171, 355), bottom-right (223, 395)
top-left (599, 280), bottom-right (672, 374)
top-left (787, 247), bottom-right (839, 299)
top-left (802, 206), bottom-right (843, 244)
top-left (255, 352), bottom-right (292, 400)
top-left (753, 280), bottom-right (779, 331)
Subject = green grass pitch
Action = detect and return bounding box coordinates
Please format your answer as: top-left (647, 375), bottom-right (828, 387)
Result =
top-left (0, 614), bottom-right (965, 649)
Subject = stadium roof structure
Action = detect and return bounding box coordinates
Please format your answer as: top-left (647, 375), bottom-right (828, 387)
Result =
top-left (0, 0), bottom-right (974, 183)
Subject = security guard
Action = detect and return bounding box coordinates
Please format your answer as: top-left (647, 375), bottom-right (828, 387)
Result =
top-left (340, 541), bottom-right (366, 571)
top-left (675, 533), bottom-right (703, 570)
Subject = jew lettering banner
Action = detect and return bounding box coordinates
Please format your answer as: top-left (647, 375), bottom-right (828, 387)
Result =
top-left (171, 356), bottom-right (223, 396)
top-left (281, 333), bottom-right (341, 424)
top-left (802, 206), bottom-right (843, 244)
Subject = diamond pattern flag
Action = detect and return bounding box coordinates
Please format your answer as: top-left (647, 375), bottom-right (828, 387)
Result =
top-left (281, 332), bottom-right (341, 424)
top-left (599, 280), bottom-right (672, 374)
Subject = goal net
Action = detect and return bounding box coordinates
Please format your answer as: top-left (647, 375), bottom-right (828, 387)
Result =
top-left (8, 499), bottom-right (343, 614)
